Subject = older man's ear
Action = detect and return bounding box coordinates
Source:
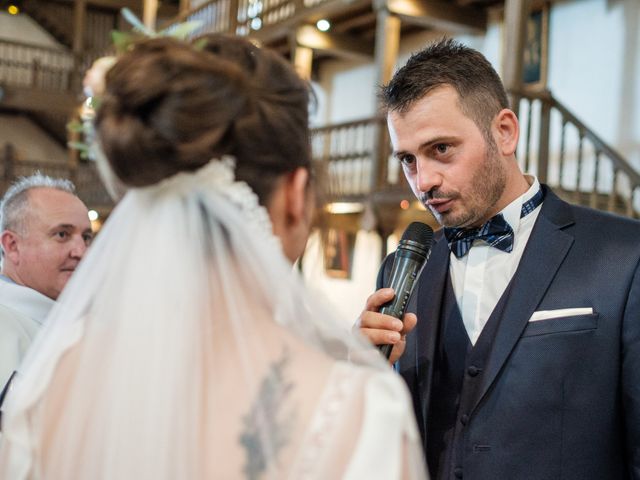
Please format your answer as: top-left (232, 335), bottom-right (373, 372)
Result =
top-left (0, 231), bottom-right (20, 265)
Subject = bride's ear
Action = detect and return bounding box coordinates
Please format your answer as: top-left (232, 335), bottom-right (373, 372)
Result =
top-left (267, 167), bottom-right (312, 262)
top-left (285, 167), bottom-right (310, 226)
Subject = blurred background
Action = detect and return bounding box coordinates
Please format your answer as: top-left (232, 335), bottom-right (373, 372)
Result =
top-left (1, 0), bottom-right (638, 322)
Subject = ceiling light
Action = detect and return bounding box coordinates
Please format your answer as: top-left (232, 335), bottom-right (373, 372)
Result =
top-left (325, 202), bottom-right (364, 214)
top-left (316, 19), bottom-right (330, 32)
top-left (250, 17), bottom-right (262, 30)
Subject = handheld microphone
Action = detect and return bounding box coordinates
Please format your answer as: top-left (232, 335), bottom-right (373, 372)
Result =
top-left (379, 222), bottom-right (433, 359)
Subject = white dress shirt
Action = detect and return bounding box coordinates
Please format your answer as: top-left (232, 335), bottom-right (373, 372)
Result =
top-left (450, 176), bottom-right (542, 345)
top-left (0, 276), bottom-right (54, 386)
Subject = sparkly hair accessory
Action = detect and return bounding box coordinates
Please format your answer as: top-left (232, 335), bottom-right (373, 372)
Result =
top-left (67, 8), bottom-right (203, 160)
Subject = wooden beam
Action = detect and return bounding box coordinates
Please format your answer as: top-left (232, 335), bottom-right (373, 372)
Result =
top-left (290, 30), bottom-right (314, 80)
top-left (295, 25), bottom-right (373, 61)
top-left (0, 86), bottom-right (77, 114)
top-left (249, 0), bottom-right (371, 44)
top-left (373, 8), bottom-right (401, 91)
top-left (143, 0), bottom-right (159, 29)
top-left (385, 0), bottom-right (487, 34)
top-left (371, 9), bottom-right (400, 189)
top-left (179, 0), bottom-right (191, 16)
top-left (332, 11), bottom-right (377, 34)
top-left (72, 0), bottom-right (87, 54)
top-left (502, 0), bottom-right (531, 115)
top-left (53, 0), bottom-right (177, 16)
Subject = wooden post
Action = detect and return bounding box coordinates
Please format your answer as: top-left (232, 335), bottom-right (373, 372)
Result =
top-left (293, 45), bottom-right (313, 81)
top-left (537, 98), bottom-right (551, 183)
top-left (373, 7), bottom-right (401, 94)
top-left (179, 0), bottom-right (191, 16)
top-left (375, 202), bottom-right (401, 260)
top-left (68, 111), bottom-right (81, 168)
top-left (72, 0), bottom-right (87, 55)
top-left (371, 6), bottom-right (400, 191)
top-left (143, 0), bottom-right (159, 30)
top-left (502, 0), bottom-right (531, 117)
top-left (228, 0), bottom-right (239, 34)
top-left (290, 28), bottom-right (314, 81)
top-left (4, 143), bottom-right (15, 183)
top-left (377, 227), bottom-right (389, 261)
top-left (31, 59), bottom-right (41, 88)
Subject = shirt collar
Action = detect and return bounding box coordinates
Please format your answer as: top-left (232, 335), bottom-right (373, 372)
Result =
top-left (0, 280), bottom-right (55, 325)
top-left (500, 175), bottom-right (541, 237)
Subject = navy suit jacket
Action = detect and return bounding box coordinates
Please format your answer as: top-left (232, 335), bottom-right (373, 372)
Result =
top-left (379, 186), bottom-right (640, 479)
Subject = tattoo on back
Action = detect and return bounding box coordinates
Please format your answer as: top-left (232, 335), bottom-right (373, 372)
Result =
top-left (240, 349), bottom-right (297, 480)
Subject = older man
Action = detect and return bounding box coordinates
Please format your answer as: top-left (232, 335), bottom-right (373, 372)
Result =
top-left (0, 173), bottom-right (92, 387)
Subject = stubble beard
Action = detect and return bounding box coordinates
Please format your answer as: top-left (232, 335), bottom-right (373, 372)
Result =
top-left (427, 138), bottom-right (507, 229)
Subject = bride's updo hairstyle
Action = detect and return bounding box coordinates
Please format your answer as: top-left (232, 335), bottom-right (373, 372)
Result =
top-left (96, 34), bottom-right (311, 204)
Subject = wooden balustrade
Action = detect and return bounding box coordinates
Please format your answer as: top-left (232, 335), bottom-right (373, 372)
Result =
top-left (167, 0), bottom-right (334, 37)
top-left (0, 39), bottom-right (84, 93)
top-left (0, 143), bottom-right (112, 208)
top-left (517, 90), bottom-right (640, 218)
top-left (311, 117), bottom-right (409, 203)
top-left (311, 92), bottom-right (640, 218)
top-left (174, 0), bottom-right (233, 35)
top-left (19, 0), bottom-right (118, 53)
top-left (25, 0), bottom-right (75, 44)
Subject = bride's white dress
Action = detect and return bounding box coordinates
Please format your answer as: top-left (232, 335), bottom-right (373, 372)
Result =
top-left (0, 159), bottom-right (427, 479)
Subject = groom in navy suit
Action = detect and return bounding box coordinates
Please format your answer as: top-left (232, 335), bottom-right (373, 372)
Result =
top-left (358, 39), bottom-right (640, 479)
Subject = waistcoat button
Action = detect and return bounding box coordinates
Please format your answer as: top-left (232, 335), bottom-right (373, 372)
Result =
top-left (467, 365), bottom-right (480, 377)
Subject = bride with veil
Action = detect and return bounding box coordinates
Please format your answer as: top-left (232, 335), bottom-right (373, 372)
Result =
top-left (0, 34), bottom-right (426, 479)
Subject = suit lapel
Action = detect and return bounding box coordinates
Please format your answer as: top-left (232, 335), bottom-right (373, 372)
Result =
top-left (470, 187), bottom-right (576, 414)
top-left (413, 231), bottom-right (449, 437)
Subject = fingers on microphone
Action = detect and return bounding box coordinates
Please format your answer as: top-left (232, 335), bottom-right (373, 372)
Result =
top-left (361, 328), bottom-right (401, 346)
top-left (374, 314), bottom-right (403, 332)
top-left (364, 288), bottom-right (395, 311)
top-left (386, 330), bottom-right (402, 343)
top-left (401, 312), bottom-right (417, 335)
top-left (359, 311), bottom-right (403, 331)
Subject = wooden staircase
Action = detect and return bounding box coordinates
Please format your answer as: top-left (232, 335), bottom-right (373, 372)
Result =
top-left (309, 89), bottom-right (640, 228)
top-left (0, 21), bottom-right (111, 208)
top-left (0, 143), bottom-right (113, 210)
top-left (0, 0), bottom-right (637, 223)
top-left (19, 0), bottom-right (121, 53)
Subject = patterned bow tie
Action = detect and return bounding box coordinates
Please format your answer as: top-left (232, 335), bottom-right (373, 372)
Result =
top-left (444, 188), bottom-right (544, 259)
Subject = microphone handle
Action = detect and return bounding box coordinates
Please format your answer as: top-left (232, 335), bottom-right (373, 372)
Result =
top-left (377, 252), bottom-right (424, 360)
top-left (379, 343), bottom-right (393, 359)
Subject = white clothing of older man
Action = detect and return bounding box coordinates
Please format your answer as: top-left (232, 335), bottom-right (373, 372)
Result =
top-left (0, 275), bottom-right (54, 387)
top-left (0, 174), bottom-right (92, 390)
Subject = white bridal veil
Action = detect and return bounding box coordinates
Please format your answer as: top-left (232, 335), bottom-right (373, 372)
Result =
top-left (0, 157), bottom-right (426, 479)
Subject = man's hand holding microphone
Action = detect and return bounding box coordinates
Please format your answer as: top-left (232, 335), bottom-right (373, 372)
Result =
top-left (356, 222), bottom-right (433, 364)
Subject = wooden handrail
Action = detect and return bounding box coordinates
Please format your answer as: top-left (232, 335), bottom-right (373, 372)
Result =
top-left (515, 88), bottom-right (640, 187)
top-left (311, 116), bottom-right (384, 134)
top-left (0, 144), bottom-right (112, 207)
top-left (0, 38), bottom-right (75, 56)
top-left (311, 94), bottom-right (640, 217)
top-left (0, 39), bottom-right (84, 95)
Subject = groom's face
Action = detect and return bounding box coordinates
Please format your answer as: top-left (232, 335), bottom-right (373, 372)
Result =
top-left (388, 86), bottom-right (507, 229)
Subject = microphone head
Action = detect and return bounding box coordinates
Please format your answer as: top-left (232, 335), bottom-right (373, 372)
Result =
top-left (401, 221), bottom-right (434, 247)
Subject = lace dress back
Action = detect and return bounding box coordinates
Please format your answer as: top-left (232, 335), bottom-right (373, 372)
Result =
top-left (0, 160), bottom-right (426, 480)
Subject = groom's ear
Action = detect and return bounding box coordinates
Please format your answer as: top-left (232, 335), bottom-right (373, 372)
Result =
top-left (493, 108), bottom-right (519, 156)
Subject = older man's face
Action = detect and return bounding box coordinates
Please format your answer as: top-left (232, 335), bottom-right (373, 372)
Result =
top-left (11, 188), bottom-right (93, 299)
